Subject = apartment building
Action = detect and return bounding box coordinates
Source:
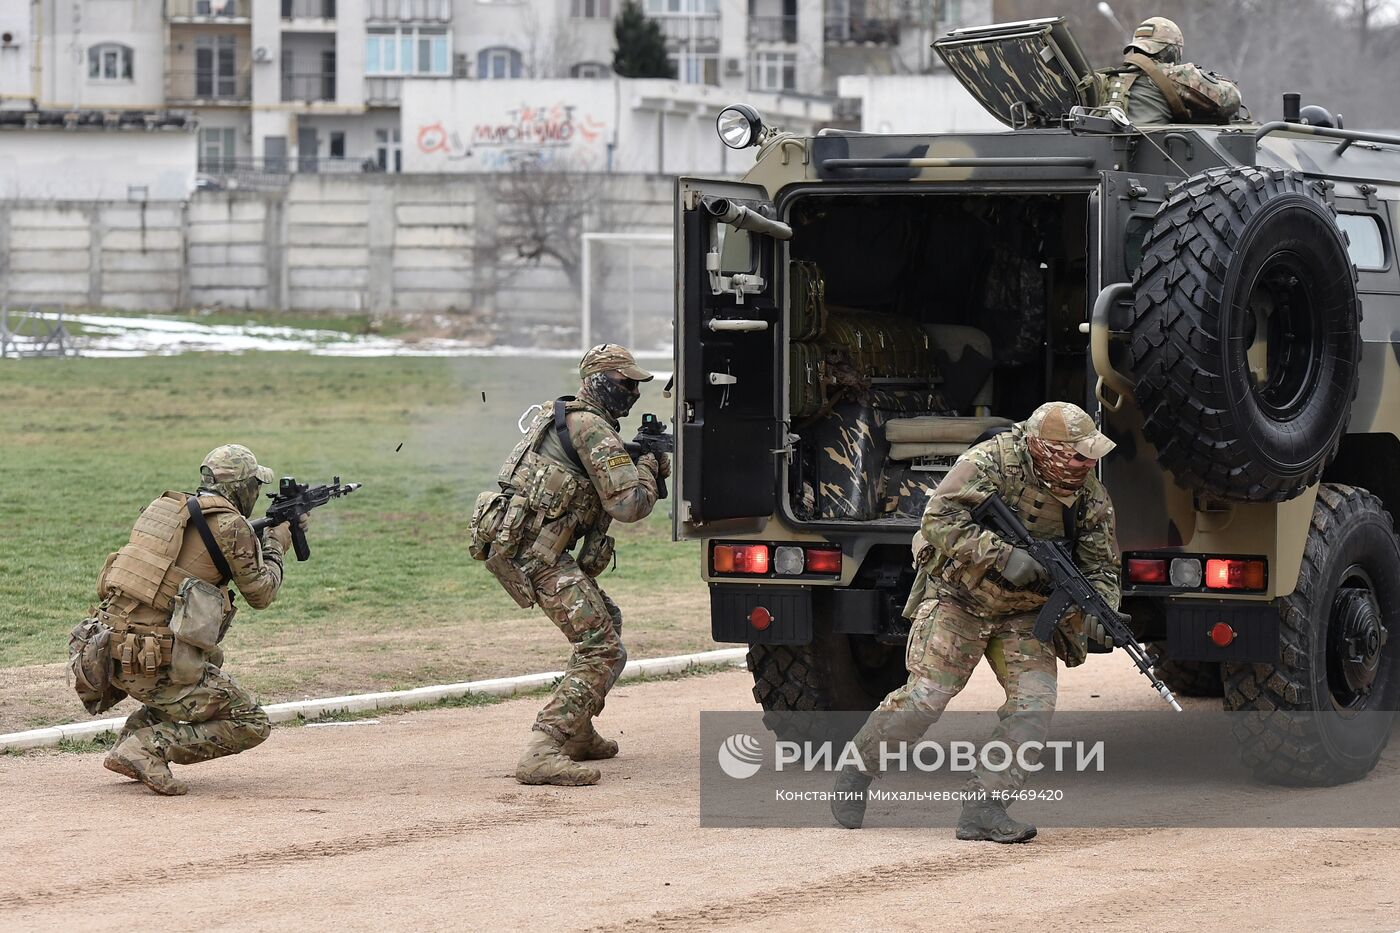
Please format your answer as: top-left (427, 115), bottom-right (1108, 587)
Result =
top-left (0, 0), bottom-right (987, 177)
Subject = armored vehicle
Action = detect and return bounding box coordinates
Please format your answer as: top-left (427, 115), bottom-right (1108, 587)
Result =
top-left (672, 17), bottom-right (1400, 784)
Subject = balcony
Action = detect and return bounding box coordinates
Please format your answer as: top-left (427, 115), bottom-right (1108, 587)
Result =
top-left (198, 156), bottom-right (381, 190)
top-left (282, 71), bottom-right (337, 102)
top-left (167, 70), bottom-right (252, 104)
top-left (655, 15), bottom-right (721, 46)
top-left (365, 76), bottom-right (402, 105)
top-left (282, 0), bottom-right (337, 18)
top-left (824, 14), bottom-right (899, 43)
top-left (167, 0), bottom-right (250, 23)
top-left (748, 15), bottom-right (798, 43)
top-left (366, 0), bottom-right (452, 22)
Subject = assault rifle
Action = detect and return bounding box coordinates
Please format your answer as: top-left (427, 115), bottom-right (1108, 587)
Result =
top-left (970, 492), bottom-right (1183, 712)
top-left (623, 412), bottom-right (674, 500)
top-left (250, 476), bottom-right (361, 562)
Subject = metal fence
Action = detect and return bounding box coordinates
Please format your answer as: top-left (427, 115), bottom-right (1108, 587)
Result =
top-left (282, 72), bottom-right (338, 102)
top-left (197, 157), bottom-right (381, 189)
top-left (748, 15), bottom-right (798, 43)
top-left (167, 0), bottom-right (250, 18)
top-left (281, 0), bottom-right (337, 17)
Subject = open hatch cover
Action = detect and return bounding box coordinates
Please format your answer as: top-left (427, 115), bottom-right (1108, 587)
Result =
top-left (933, 16), bottom-right (1095, 129)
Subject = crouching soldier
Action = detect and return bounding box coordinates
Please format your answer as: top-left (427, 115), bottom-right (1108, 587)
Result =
top-left (77, 445), bottom-right (305, 796)
top-left (831, 403), bottom-right (1121, 841)
top-left (470, 344), bottom-right (668, 786)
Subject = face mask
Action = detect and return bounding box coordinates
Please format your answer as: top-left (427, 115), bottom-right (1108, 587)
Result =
top-left (583, 371), bottom-right (641, 418)
top-left (203, 474), bottom-right (260, 517)
top-left (1027, 436), bottom-right (1096, 498)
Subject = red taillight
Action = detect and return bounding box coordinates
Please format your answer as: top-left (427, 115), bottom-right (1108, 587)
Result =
top-left (1210, 622), bottom-right (1236, 647)
top-left (1205, 559), bottom-right (1266, 591)
top-left (804, 547), bottom-right (841, 574)
top-left (1127, 558), bottom-right (1169, 585)
top-left (749, 607), bottom-right (772, 630)
top-left (713, 544), bottom-right (770, 575)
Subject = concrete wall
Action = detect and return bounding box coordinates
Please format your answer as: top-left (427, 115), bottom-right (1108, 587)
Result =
top-left (837, 73), bottom-right (1006, 134)
top-left (0, 173), bottom-right (674, 343)
top-left (0, 129), bottom-right (198, 201)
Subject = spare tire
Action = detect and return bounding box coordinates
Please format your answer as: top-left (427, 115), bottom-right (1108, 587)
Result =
top-left (1127, 166), bottom-right (1360, 502)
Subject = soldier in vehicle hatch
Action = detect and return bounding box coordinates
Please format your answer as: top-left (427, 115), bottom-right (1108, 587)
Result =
top-left (831, 402), bottom-right (1122, 842)
top-left (469, 344), bottom-right (670, 787)
top-left (1097, 16), bottom-right (1242, 125)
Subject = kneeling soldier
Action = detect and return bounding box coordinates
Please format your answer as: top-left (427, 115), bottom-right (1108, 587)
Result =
top-left (92, 445), bottom-right (304, 795)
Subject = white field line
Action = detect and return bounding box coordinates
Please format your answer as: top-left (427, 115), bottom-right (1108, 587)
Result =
top-left (0, 648), bottom-right (747, 752)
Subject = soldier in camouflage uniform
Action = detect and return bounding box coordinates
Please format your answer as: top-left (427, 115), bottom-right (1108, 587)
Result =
top-left (1098, 16), bottom-right (1242, 125)
top-left (832, 402), bottom-right (1121, 842)
top-left (96, 445), bottom-right (306, 796)
top-left (470, 344), bottom-right (669, 786)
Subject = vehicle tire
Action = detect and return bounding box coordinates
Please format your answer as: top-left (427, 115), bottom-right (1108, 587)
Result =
top-left (1127, 166), bottom-right (1360, 502)
top-left (1146, 644), bottom-right (1224, 698)
top-left (749, 615), bottom-right (907, 742)
top-left (1223, 484), bottom-right (1400, 785)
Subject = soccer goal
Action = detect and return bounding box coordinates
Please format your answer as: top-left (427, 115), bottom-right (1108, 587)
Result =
top-left (580, 232), bottom-right (673, 355)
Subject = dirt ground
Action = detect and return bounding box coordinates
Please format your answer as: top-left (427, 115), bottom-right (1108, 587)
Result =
top-left (3, 655), bottom-right (1398, 932)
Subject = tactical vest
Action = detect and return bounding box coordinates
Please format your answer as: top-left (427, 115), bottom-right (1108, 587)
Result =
top-left (98, 491), bottom-right (238, 636)
top-left (490, 398), bottom-right (608, 565)
top-left (1098, 54), bottom-right (1240, 125)
top-left (930, 432), bottom-right (1087, 617)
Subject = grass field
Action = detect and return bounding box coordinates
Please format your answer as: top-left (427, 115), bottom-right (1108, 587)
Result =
top-left (0, 352), bottom-right (709, 731)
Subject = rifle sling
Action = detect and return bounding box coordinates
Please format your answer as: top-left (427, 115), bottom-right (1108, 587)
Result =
top-left (553, 398), bottom-right (586, 472)
top-left (186, 496), bottom-right (234, 585)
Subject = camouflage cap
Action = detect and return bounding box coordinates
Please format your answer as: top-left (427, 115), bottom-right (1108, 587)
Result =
top-left (201, 444), bottom-right (275, 485)
top-left (1127, 16), bottom-right (1184, 59)
top-left (579, 343), bottom-right (654, 382)
top-left (1024, 402), bottom-right (1116, 459)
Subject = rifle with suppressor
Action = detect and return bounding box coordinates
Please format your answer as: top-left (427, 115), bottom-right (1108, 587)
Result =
top-left (623, 412), bottom-right (674, 499)
top-left (250, 475), bottom-right (361, 562)
top-left (970, 492), bottom-right (1182, 711)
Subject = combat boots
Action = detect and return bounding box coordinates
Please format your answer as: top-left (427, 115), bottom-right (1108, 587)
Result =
top-left (560, 723), bottom-right (619, 761)
top-left (956, 798), bottom-right (1036, 843)
top-left (103, 736), bottom-right (189, 796)
top-left (515, 730), bottom-right (602, 786)
top-left (830, 768), bottom-right (873, 829)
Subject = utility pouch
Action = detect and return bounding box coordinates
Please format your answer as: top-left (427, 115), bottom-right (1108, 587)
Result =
top-left (483, 550), bottom-right (537, 609)
top-left (117, 633), bottom-right (138, 677)
top-left (469, 490), bottom-right (508, 561)
top-left (523, 460), bottom-right (579, 520)
top-left (493, 494), bottom-right (532, 559)
top-left (138, 635), bottom-right (161, 676)
top-left (67, 616), bottom-right (127, 715)
top-left (169, 577), bottom-right (226, 651)
top-left (576, 531), bottom-right (615, 578)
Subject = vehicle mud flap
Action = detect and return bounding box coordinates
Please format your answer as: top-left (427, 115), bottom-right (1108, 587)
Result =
top-left (710, 585), bottom-right (812, 645)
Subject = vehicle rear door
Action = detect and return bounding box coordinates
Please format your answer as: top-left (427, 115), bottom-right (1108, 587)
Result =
top-left (673, 178), bottom-right (785, 539)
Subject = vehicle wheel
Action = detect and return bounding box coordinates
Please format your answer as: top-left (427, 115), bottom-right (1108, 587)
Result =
top-left (1146, 644), bottom-right (1224, 698)
top-left (749, 616), bottom-right (907, 742)
top-left (1223, 484), bottom-right (1400, 785)
top-left (1128, 166), bottom-right (1360, 502)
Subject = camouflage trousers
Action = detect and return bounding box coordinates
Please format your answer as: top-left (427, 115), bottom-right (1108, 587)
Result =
top-left (525, 553), bottom-right (627, 742)
top-left (853, 594), bottom-right (1057, 798)
top-left (113, 662), bottom-right (271, 765)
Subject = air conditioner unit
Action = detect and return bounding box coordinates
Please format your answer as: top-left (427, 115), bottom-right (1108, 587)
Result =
top-left (253, 46), bottom-right (271, 63)
top-left (724, 57), bottom-right (742, 76)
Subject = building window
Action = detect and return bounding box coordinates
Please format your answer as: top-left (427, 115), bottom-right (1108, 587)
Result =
top-left (195, 35), bottom-right (239, 97)
top-left (644, 0), bottom-right (717, 13)
top-left (571, 61), bottom-right (612, 79)
top-left (376, 128), bottom-right (401, 173)
top-left (571, 0), bottom-right (611, 16)
top-left (329, 131), bottom-right (346, 159)
top-left (669, 51), bottom-right (718, 85)
top-left (477, 46), bottom-right (523, 79)
top-left (366, 26), bottom-right (450, 76)
top-left (87, 43), bottom-right (133, 82)
top-left (749, 50), bottom-right (795, 91)
top-left (199, 127), bottom-right (236, 171)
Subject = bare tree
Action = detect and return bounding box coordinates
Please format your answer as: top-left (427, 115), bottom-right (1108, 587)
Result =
top-left (517, 5), bottom-right (587, 79)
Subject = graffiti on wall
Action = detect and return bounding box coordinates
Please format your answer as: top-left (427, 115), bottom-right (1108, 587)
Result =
top-left (416, 102), bottom-right (608, 169)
